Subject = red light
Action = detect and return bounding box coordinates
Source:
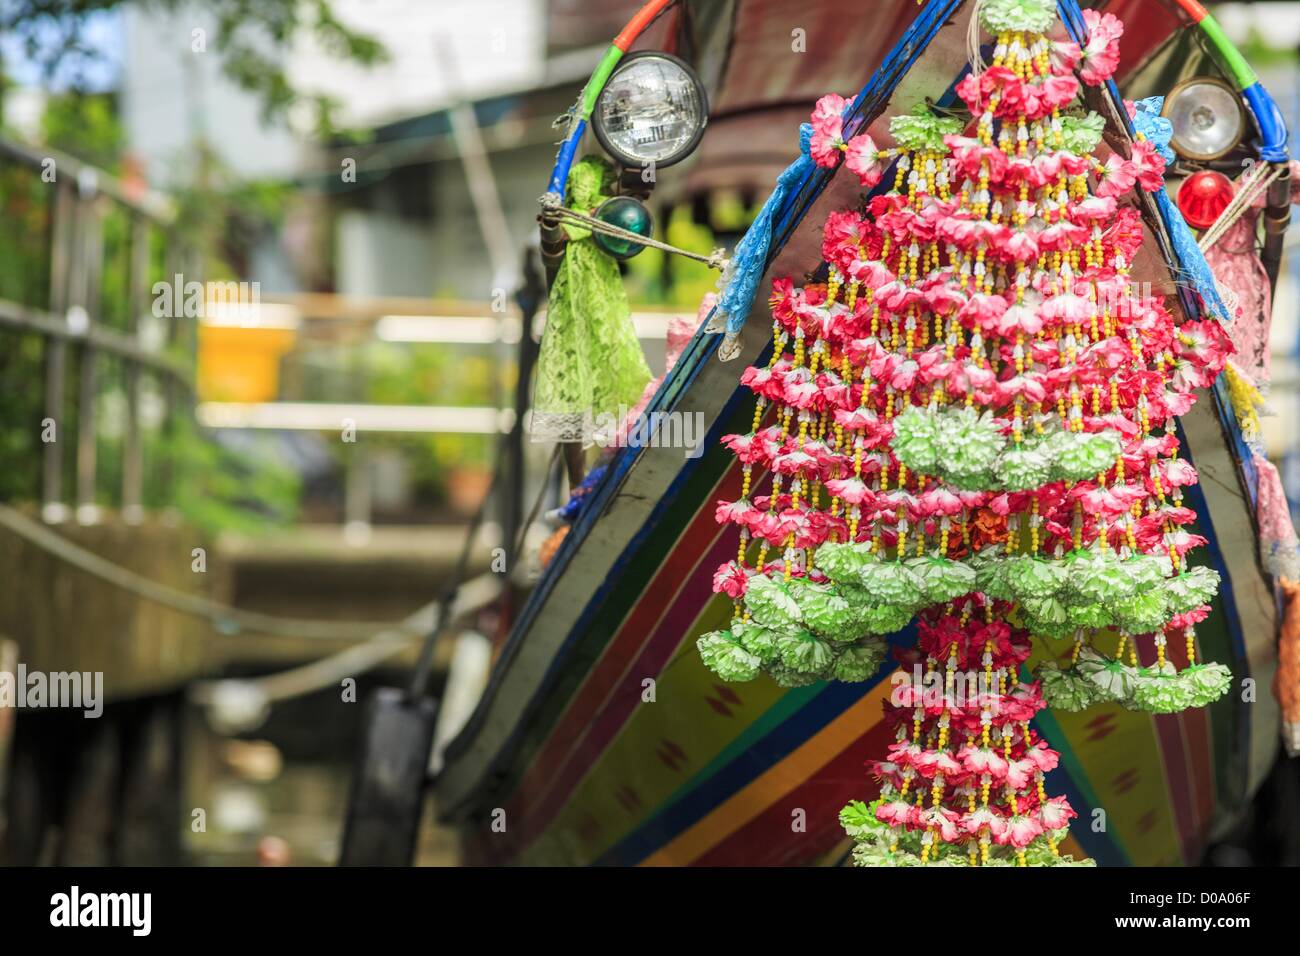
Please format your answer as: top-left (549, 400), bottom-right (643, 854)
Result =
top-left (1176, 170), bottom-right (1235, 230)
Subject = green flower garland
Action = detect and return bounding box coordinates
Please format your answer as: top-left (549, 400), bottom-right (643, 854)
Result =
top-left (892, 405), bottom-right (1122, 490)
top-left (697, 576), bottom-right (891, 686)
top-left (1036, 647), bottom-right (1233, 713)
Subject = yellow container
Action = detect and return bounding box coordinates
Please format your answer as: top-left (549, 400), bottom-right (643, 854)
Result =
top-left (197, 323), bottom-right (298, 403)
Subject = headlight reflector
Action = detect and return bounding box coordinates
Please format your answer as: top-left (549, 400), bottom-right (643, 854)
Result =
top-left (592, 51), bottom-right (708, 169)
top-left (1162, 78), bottom-right (1245, 162)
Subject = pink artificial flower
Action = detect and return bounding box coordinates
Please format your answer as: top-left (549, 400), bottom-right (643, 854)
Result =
top-left (1039, 220), bottom-right (1090, 251)
top-left (810, 93), bottom-right (848, 130)
top-left (959, 746), bottom-right (1009, 779)
top-left (1159, 457), bottom-right (1199, 487)
top-left (712, 560), bottom-right (749, 599)
top-left (721, 432), bottom-right (766, 465)
top-left (1040, 73), bottom-right (1080, 113)
top-left (1073, 195), bottom-right (1117, 221)
top-left (995, 302), bottom-right (1044, 337)
top-left (1024, 740), bottom-right (1060, 774)
top-left (1040, 795), bottom-right (1077, 831)
top-left (875, 800), bottom-right (917, 828)
top-left (1040, 291), bottom-right (1096, 324)
top-left (809, 93), bottom-right (848, 167)
top-left (999, 814), bottom-right (1044, 848)
top-left (1050, 39), bottom-right (1082, 73)
top-left (1080, 9), bottom-right (1124, 86)
top-left (847, 258), bottom-right (895, 289)
top-left (715, 498), bottom-right (757, 525)
top-left (918, 806), bottom-right (963, 842)
top-left (1095, 153), bottom-right (1137, 198)
top-left (963, 806), bottom-right (1006, 837)
top-left (919, 485), bottom-right (963, 517)
top-left (844, 133), bottom-right (884, 188)
top-left (957, 292), bottom-right (1010, 330)
top-left (825, 477), bottom-right (876, 506)
top-left (1130, 139), bottom-right (1167, 191)
top-left (1005, 229), bottom-right (1041, 262)
top-left (834, 406), bottom-right (879, 431)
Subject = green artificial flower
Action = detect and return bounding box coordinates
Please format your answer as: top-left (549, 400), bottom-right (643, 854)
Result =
top-left (834, 639), bottom-right (888, 681)
top-left (995, 444), bottom-right (1053, 490)
top-left (799, 586), bottom-right (859, 640)
top-left (732, 619), bottom-right (780, 663)
top-left (1162, 566), bottom-right (1221, 615)
top-left (858, 560), bottom-right (926, 606)
top-left (1066, 550), bottom-right (1137, 606)
top-left (1021, 595), bottom-right (1069, 628)
top-left (1037, 661), bottom-right (1105, 711)
top-left (766, 662), bottom-right (822, 688)
top-left (697, 631), bottom-right (762, 682)
top-left (853, 601), bottom-right (917, 636)
top-left (1047, 430), bottom-right (1123, 483)
top-left (839, 800), bottom-right (877, 839)
top-left (1181, 662), bottom-right (1233, 707)
top-left (889, 108), bottom-right (963, 152)
top-left (980, 0), bottom-right (1057, 35)
top-left (743, 575), bottom-right (803, 630)
top-left (935, 407), bottom-right (1005, 484)
top-left (1022, 840), bottom-right (1096, 867)
top-left (1059, 112), bottom-right (1106, 153)
top-left (1075, 646), bottom-right (1139, 700)
top-left (1127, 554), bottom-right (1170, 589)
top-left (891, 404), bottom-right (942, 474)
top-left (814, 541), bottom-right (878, 585)
top-left (906, 555), bottom-right (978, 603)
top-left (1003, 554), bottom-right (1069, 599)
top-left (1128, 668), bottom-right (1191, 713)
top-left (776, 629), bottom-right (835, 675)
top-left (976, 557), bottom-right (1014, 601)
top-left (1114, 589), bottom-right (1170, 633)
top-left (1064, 601), bottom-right (1111, 631)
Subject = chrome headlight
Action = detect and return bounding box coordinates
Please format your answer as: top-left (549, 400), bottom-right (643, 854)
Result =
top-left (592, 51), bottom-right (708, 169)
top-left (1162, 78), bottom-right (1246, 162)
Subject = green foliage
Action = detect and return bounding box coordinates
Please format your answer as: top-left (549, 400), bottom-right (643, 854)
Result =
top-left (146, 415), bottom-right (299, 535)
top-left (40, 91), bottom-right (123, 169)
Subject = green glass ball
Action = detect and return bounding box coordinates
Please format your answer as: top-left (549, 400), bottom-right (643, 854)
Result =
top-left (591, 196), bottom-right (652, 260)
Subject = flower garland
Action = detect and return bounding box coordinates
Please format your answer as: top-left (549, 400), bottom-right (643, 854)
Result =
top-left (696, 0), bottom-right (1235, 866)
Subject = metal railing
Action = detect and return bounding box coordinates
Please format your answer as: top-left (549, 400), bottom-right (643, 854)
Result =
top-left (0, 138), bottom-right (198, 524)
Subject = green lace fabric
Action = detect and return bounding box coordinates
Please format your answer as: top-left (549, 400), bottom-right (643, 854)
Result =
top-left (532, 157), bottom-right (653, 444)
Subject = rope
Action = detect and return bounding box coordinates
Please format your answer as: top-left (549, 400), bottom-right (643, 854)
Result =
top-left (967, 0), bottom-right (988, 76)
top-left (189, 573), bottom-right (500, 706)
top-left (539, 198), bottom-right (729, 270)
top-left (0, 503), bottom-right (429, 641)
top-left (1198, 161), bottom-right (1284, 252)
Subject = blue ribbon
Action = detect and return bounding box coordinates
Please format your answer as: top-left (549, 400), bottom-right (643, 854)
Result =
top-left (716, 123), bottom-right (815, 336)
